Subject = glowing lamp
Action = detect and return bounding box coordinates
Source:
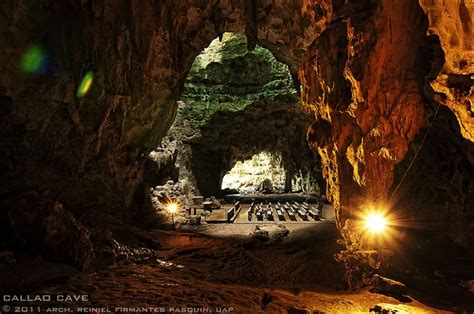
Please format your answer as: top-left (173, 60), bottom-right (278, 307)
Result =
top-left (166, 202), bottom-right (178, 224)
top-left (167, 202), bottom-right (178, 214)
top-left (365, 212), bottom-right (386, 233)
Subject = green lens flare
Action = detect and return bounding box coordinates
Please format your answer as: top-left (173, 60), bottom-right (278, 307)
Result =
top-left (20, 45), bottom-right (46, 73)
top-left (76, 71), bottom-right (94, 97)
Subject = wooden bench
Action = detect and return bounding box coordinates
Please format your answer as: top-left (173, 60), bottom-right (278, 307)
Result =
top-left (226, 207), bottom-right (235, 222)
top-left (266, 210), bottom-right (274, 221)
top-left (298, 209), bottom-right (308, 221)
top-left (308, 208), bottom-right (320, 220)
top-left (277, 209), bottom-right (285, 221)
top-left (288, 211), bottom-right (296, 221)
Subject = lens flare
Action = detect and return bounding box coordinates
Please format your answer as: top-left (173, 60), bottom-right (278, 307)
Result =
top-left (76, 71), bottom-right (94, 97)
top-left (365, 212), bottom-right (387, 233)
top-left (19, 45), bottom-right (47, 74)
top-left (167, 202), bottom-right (178, 214)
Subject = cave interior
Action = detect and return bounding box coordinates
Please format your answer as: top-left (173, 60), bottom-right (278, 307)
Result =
top-left (0, 0), bottom-right (473, 313)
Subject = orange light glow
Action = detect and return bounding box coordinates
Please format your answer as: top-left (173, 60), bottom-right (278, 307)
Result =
top-left (364, 212), bottom-right (387, 233)
top-left (167, 202), bottom-right (178, 214)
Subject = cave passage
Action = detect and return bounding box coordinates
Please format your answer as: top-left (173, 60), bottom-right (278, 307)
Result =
top-left (148, 32), bottom-right (330, 228)
top-left (221, 151), bottom-right (287, 193)
top-left (163, 32), bottom-right (324, 200)
top-left (2, 1), bottom-right (474, 312)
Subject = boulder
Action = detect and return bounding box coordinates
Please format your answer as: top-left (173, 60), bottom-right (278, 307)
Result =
top-left (250, 225), bottom-right (270, 242)
top-left (10, 194), bottom-right (93, 270)
top-left (371, 274), bottom-right (408, 297)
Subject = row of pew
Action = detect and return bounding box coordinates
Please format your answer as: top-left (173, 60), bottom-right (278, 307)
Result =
top-left (247, 201), bottom-right (322, 222)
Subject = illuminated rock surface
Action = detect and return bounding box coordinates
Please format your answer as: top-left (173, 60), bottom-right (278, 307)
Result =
top-left (419, 0), bottom-right (474, 141)
top-left (0, 1), bottom-right (473, 311)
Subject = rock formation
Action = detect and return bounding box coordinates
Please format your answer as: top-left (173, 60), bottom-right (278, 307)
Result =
top-left (166, 32), bottom-right (323, 197)
top-left (0, 0), bottom-right (472, 285)
top-left (299, 0), bottom-right (473, 285)
top-left (188, 97), bottom-right (322, 196)
top-left (301, 0), bottom-right (428, 226)
top-left (0, 0), bottom-right (329, 216)
top-left (419, 0), bottom-right (473, 142)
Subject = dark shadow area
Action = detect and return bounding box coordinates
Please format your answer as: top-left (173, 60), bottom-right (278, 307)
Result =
top-left (387, 229), bottom-right (474, 311)
top-left (384, 34), bottom-right (474, 311)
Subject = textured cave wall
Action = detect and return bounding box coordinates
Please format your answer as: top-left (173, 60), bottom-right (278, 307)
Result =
top-left (298, 0), bottom-right (473, 236)
top-left (298, 0), bottom-right (473, 287)
top-left (391, 103), bottom-right (474, 250)
top-left (419, 0), bottom-right (474, 142)
top-left (0, 1), bottom-right (153, 218)
top-left (185, 32), bottom-right (295, 100)
top-left (0, 0), bottom-right (331, 218)
top-left (179, 32), bottom-right (296, 128)
top-left (188, 97), bottom-right (323, 197)
top-left (164, 31), bottom-right (322, 197)
top-left (413, 0), bottom-right (474, 249)
top-left (300, 0), bottom-right (429, 227)
top-left (388, 16), bottom-right (474, 250)
top-left (1, 0), bottom-right (472, 276)
top-left (0, 0), bottom-right (331, 264)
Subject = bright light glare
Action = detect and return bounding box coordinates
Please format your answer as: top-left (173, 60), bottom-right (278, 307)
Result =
top-left (167, 202), bottom-right (178, 214)
top-left (365, 213), bottom-right (387, 233)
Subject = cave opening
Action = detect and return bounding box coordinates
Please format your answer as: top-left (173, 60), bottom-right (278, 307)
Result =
top-left (221, 151), bottom-right (286, 193)
top-left (163, 32), bottom-right (324, 200)
top-left (149, 32), bottom-right (330, 227)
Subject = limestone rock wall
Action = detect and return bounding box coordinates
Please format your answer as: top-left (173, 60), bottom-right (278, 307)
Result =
top-left (164, 31), bottom-right (321, 197)
top-left (419, 0), bottom-right (474, 142)
top-left (300, 0), bottom-right (428, 226)
top-left (1, 0), bottom-right (473, 270)
top-left (0, 0), bottom-right (330, 218)
top-left (392, 104), bottom-right (474, 250)
top-left (187, 97), bottom-right (323, 197)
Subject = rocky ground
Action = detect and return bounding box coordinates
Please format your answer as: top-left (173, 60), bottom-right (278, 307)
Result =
top-left (1, 220), bottom-right (469, 313)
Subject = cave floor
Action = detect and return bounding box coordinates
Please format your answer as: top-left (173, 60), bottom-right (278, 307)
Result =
top-left (1, 222), bottom-right (461, 313)
top-left (27, 264), bottom-right (446, 313)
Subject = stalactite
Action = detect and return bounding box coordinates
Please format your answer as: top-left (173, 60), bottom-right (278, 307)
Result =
top-left (242, 0), bottom-right (258, 51)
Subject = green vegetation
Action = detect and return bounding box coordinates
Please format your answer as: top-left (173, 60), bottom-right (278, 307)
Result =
top-left (179, 32), bottom-right (297, 128)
